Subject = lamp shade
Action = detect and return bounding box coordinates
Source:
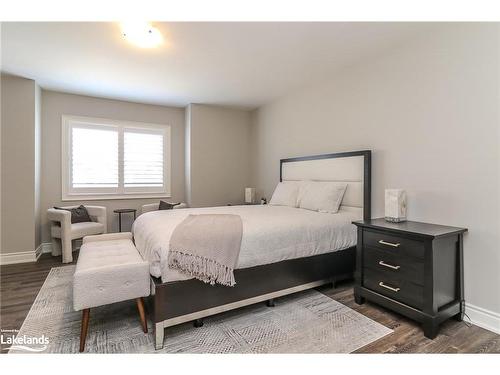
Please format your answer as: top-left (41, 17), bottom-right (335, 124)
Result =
top-left (245, 188), bottom-right (256, 204)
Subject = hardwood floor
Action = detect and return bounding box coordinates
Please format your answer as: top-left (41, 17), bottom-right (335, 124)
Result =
top-left (1, 252), bottom-right (498, 353)
top-left (1, 251), bottom-right (80, 334)
top-left (318, 283), bottom-right (500, 353)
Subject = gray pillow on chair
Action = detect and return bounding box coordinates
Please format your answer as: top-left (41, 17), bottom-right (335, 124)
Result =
top-left (159, 201), bottom-right (180, 210)
top-left (53, 205), bottom-right (92, 224)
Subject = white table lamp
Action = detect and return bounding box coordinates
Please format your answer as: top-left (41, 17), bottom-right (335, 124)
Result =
top-left (385, 189), bottom-right (407, 223)
top-left (245, 188), bottom-right (256, 204)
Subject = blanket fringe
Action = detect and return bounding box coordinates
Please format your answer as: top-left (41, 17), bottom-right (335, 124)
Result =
top-left (168, 249), bottom-right (236, 287)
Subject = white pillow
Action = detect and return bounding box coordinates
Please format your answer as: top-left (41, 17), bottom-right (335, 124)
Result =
top-left (298, 181), bottom-right (348, 213)
top-left (269, 182), bottom-right (300, 207)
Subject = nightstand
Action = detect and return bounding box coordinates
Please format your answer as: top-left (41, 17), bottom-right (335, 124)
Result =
top-left (352, 218), bottom-right (467, 339)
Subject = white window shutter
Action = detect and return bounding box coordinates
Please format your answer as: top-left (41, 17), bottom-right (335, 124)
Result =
top-left (63, 115), bottom-right (170, 200)
top-left (124, 130), bottom-right (164, 188)
top-left (71, 126), bottom-right (119, 188)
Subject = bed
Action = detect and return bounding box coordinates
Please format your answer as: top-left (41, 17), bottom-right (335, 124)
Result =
top-left (133, 150), bottom-right (371, 349)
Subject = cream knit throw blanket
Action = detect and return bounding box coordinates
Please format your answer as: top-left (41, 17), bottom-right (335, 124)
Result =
top-left (168, 214), bottom-right (243, 286)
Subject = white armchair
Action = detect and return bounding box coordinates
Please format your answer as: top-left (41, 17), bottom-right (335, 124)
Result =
top-left (47, 205), bottom-right (107, 263)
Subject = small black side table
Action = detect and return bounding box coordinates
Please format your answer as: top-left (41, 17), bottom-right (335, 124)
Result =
top-left (114, 208), bottom-right (137, 232)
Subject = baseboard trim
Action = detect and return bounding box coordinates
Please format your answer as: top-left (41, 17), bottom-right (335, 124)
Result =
top-left (0, 251), bottom-right (36, 265)
top-left (1, 244), bottom-right (49, 265)
top-left (5, 241), bottom-right (81, 263)
top-left (41, 242), bottom-right (53, 254)
top-left (466, 303), bottom-right (500, 334)
top-left (41, 240), bottom-right (81, 254)
top-left (35, 243), bottom-right (44, 260)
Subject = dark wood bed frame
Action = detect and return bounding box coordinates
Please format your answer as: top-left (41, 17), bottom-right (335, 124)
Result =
top-left (150, 150), bottom-right (372, 349)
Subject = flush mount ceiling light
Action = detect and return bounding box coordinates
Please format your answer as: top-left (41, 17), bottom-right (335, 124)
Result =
top-left (121, 21), bottom-right (163, 48)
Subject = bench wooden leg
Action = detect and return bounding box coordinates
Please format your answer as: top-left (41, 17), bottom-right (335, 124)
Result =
top-left (136, 298), bottom-right (148, 333)
top-left (79, 308), bottom-right (90, 353)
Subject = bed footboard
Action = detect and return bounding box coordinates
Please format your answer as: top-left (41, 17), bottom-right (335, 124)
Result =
top-left (150, 247), bottom-right (355, 350)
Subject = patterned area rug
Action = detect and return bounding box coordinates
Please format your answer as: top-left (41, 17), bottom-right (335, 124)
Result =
top-left (10, 266), bottom-right (391, 353)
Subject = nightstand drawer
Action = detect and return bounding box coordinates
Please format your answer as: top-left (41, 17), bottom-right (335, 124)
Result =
top-left (363, 269), bottom-right (424, 309)
top-left (363, 247), bottom-right (424, 285)
top-left (363, 229), bottom-right (425, 259)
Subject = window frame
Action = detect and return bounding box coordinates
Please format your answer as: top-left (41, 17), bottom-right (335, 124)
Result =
top-left (61, 115), bottom-right (171, 201)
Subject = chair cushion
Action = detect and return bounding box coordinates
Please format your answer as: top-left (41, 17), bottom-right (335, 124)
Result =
top-left (73, 235), bottom-right (150, 311)
top-left (51, 222), bottom-right (104, 240)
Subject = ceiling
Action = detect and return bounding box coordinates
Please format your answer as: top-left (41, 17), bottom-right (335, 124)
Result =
top-left (1, 22), bottom-right (435, 109)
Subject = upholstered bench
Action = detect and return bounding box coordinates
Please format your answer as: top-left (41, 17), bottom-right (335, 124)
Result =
top-left (73, 232), bottom-right (150, 352)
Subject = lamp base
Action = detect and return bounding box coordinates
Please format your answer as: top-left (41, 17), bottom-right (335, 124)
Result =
top-left (385, 216), bottom-right (407, 223)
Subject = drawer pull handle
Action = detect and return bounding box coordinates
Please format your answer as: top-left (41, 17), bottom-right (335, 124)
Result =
top-left (379, 282), bottom-right (400, 292)
top-left (379, 261), bottom-right (401, 270)
top-left (378, 240), bottom-right (400, 248)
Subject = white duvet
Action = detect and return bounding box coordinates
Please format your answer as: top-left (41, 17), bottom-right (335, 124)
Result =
top-left (132, 204), bottom-right (361, 283)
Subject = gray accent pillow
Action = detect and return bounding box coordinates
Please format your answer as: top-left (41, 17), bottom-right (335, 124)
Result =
top-left (159, 200), bottom-right (180, 210)
top-left (53, 205), bottom-right (92, 224)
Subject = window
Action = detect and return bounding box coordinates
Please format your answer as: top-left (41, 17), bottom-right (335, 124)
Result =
top-left (62, 115), bottom-right (171, 200)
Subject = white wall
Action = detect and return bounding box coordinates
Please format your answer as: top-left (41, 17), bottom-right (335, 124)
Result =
top-left (185, 104), bottom-right (192, 206)
top-left (1, 74), bottom-right (40, 255)
top-left (40, 90), bottom-right (186, 241)
top-left (250, 24), bottom-right (500, 321)
top-left (186, 104), bottom-right (252, 207)
top-left (34, 83), bottom-right (42, 248)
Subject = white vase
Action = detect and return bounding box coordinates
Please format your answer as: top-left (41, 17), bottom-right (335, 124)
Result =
top-left (385, 189), bottom-right (407, 223)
